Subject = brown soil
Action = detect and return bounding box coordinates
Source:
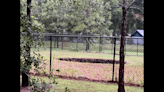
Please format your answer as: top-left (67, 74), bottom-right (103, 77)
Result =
top-left (58, 58), bottom-right (127, 64)
top-left (20, 84), bottom-right (30, 92)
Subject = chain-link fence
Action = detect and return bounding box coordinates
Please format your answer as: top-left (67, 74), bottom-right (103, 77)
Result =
top-left (22, 32), bottom-right (144, 86)
top-left (33, 34), bottom-right (143, 56)
top-left (28, 33), bottom-right (143, 55)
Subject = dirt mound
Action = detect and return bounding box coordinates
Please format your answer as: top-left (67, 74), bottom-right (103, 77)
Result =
top-left (58, 58), bottom-right (127, 64)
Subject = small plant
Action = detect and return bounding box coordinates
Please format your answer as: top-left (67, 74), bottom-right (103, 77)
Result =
top-left (87, 49), bottom-right (92, 53)
top-left (140, 80), bottom-right (144, 86)
top-left (53, 54), bottom-right (55, 61)
top-left (104, 74), bottom-right (108, 83)
top-left (29, 73), bottom-right (60, 92)
top-left (99, 68), bottom-right (101, 72)
top-left (128, 74), bottom-right (135, 83)
top-left (115, 77), bottom-right (118, 82)
top-left (70, 46), bottom-right (78, 52)
top-left (70, 69), bottom-right (77, 77)
top-left (65, 87), bottom-right (70, 92)
top-left (87, 67), bottom-right (91, 71)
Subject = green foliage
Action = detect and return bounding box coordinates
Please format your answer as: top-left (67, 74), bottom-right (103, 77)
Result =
top-left (29, 0), bottom-right (114, 36)
top-left (70, 45), bottom-right (78, 52)
top-left (65, 87), bottom-right (70, 92)
top-left (56, 69), bottom-right (60, 73)
top-left (109, 0), bottom-right (144, 36)
top-left (25, 0), bottom-right (143, 36)
top-left (68, 0), bottom-right (113, 36)
top-left (20, 1), bottom-right (68, 91)
top-left (20, 0), bottom-right (45, 74)
top-left (128, 74), bottom-right (135, 83)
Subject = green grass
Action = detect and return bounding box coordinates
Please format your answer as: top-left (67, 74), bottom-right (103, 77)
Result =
top-left (31, 48), bottom-right (143, 66)
top-left (20, 75), bottom-right (144, 92)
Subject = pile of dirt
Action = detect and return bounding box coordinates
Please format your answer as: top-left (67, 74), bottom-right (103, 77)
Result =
top-left (58, 58), bottom-right (127, 64)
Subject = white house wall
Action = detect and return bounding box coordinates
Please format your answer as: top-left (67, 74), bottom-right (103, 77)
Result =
top-left (132, 37), bottom-right (144, 44)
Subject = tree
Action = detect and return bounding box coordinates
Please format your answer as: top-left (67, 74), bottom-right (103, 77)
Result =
top-left (118, 1), bottom-right (126, 91)
top-left (67, 0), bottom-right (113, 51)
top-left (109, 7), bottom-right (122, 36)
top-left (21, 0), bottom-right (72, 91)
top-left (21, 0), bottom-right (31, 87)
top-left (109, 0), bottom-right (144, 36)
top-left (20, 0), bottom-right (55, 91)
top-left (117, 0), bottom-right (143, 92)
top-left (32, 0), bottom-right (73, 48)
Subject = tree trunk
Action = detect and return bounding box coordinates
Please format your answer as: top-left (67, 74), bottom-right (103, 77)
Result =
top-left (85, 2), bottom-right (90, 51)
top-left (62, 5), bottom-right (65, 50)
top-left (22, 73), bottom-right (29, 87)
top-left (22, 0), bottom-right (31, 87)
top-left (118, 0), bottom-right (126, 92)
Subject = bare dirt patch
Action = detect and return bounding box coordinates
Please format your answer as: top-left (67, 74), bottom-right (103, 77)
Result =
top-left (29, 58), bottom-right (143, 87)
top-left (20, 84), bottom-right (30, 92)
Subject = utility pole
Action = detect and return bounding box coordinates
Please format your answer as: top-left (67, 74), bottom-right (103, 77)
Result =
top-left (22, 0), bottom-right (31, 87)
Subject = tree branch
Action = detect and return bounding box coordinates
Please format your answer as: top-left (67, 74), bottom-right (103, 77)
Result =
top-left (110, 5), bottom-right (122, 8)
top-left (126, 0), bottom-right (137, 10)
top-left (110, 2), bottom-right (124, 8)
top-left (110, 0), bottom-right (143, 12)
top-left (118, 3), bottom-right (124, 7)
top-left (128, 6), bottom-right (143, 12)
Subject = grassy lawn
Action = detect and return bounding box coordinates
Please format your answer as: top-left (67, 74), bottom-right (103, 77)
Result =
top-left (20, 75), bottom-right (144, 92)
top-left (31, 48), bottom-right (143, 66)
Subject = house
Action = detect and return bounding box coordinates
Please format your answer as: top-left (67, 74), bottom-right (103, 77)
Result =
top-left (131, 29), bottom-right (144, 44)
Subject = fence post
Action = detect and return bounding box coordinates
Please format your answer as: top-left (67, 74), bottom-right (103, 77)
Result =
top-left (112, 37), bottom-right (116, 81)
top-left (50, 36), bottom-right (52, 75)
top-left (57, 37), bottom-right (59, 48)
top-left (54, 36), bottom-right (56, 48)
top-left (137, 38), bottom-right (138, 56)
top-left (76, 37), bottom-right (78, 51)
top-left (85, 37), bottom-right (87, 51)
top-left (125, 38), bottom-right (126, 55)
top-left (62, 36), bottom-right (63, 50)
top-left (111, 37), bottom-right (113, 54)
top-left (101, 35), bottom-right (102, 52)
top-left (99, 35), bottom-right (101, 53)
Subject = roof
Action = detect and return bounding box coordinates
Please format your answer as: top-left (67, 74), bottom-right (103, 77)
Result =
top-left (131, 29), bottom-right (144, 37)
top-left (137, 29), bottom-right (144, 36)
